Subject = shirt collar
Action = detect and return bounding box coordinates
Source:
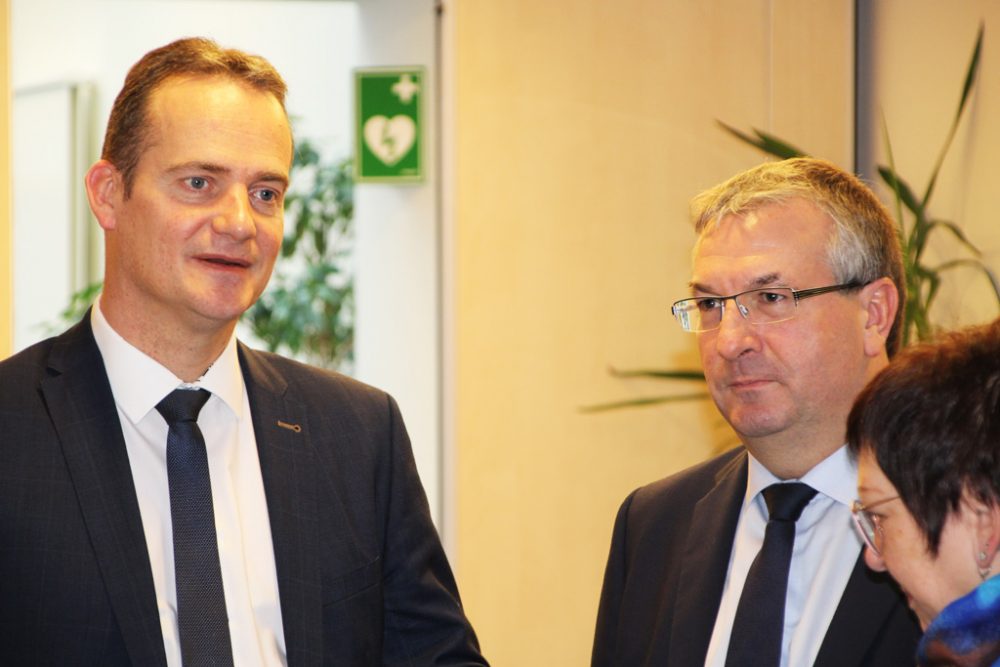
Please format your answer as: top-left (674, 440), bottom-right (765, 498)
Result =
top-left (90, 297), bottom-right (244, 423)
top-left (746, 445), bottom-right (857, 509)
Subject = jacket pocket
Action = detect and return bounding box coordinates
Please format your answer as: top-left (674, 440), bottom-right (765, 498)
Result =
top-left (323, 557), bottom-right (381, 606)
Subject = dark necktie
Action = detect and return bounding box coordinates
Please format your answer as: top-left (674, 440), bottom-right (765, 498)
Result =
top-left (156, 388), bottom-right (235, 666)
top-left (725, 482), bottom-right (818, 667)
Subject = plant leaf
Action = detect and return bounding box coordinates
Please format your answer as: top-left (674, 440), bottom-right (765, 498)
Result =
top-left (579, 392), bottom-right (711, 413)
top-left (717, 120), bottom-right (768, 151)
top-left (925, 219), bottom-right (983, 257)
top-left (877, 165), bottom-right (923, 217)
top-left (930, 260), bottom-right (1000, 305)
top-left (958, 24), bottom-right (985, 118)
top-left (608, 367), bottom-right (706, 381)
top-left (751, 128), bottom-right (809, 159)
top-left (716, 121), bottom-right (807, 159)
top-left (923, 22), bottom-right (983, 206)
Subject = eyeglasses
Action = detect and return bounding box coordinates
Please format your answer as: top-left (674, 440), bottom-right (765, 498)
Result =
top-left (851, 495), bottom-right (900, 557)
top-left (670, 282), bottom-right (863, 333)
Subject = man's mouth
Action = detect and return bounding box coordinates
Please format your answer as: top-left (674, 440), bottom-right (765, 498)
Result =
top-left (728, 377), bottom-right (773, 389)
top-left (198, 255), bottom-right (251, 268)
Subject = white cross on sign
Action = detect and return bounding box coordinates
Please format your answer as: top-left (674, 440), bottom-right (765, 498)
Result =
top-left (391, 74), bottom-right (420, 104)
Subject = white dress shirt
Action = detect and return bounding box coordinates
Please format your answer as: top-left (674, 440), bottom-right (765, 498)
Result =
top-left (704, 446), bottom-right (863, 667)
top-left (91, 300), bottom-right (287, 667)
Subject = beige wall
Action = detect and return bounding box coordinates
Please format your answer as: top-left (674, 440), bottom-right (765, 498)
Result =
top-left (449, 1), bottom-right (853, 663)
top-left (0, 0), bottom-right (10, 359)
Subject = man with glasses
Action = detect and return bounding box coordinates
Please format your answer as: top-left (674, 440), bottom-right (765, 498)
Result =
top-left (592, 158), bottom-right (922, 666)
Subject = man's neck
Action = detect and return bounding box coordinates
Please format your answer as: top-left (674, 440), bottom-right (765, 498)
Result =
top-left (744, 430), bottom-right (846, 480)
top-left (98, 297), bottom-right (234, 383)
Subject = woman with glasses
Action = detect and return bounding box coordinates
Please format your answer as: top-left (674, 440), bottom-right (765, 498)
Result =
top-left (847, 317), bottom-right (1000, 667)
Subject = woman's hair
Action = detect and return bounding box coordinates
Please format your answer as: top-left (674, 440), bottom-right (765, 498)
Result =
top-left (847, 318), bottom-right (1000, 554)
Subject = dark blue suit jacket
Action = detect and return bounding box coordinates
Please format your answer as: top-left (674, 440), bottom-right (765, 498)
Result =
top-left (0, 315), bottom-right (486, 666)
top-left (592, 448), bottom-right (922, 666)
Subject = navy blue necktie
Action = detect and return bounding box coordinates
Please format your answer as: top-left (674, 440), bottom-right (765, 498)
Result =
top-left (725, 482), bottom-right (817, 667)
top-left (157, 388), bottom-right (234, 666)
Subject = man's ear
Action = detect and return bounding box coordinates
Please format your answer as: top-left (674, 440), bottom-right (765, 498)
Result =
top-left (860, 277), bottom-right (899, 357)
top-left (85, 160), bottom-right (124, 231)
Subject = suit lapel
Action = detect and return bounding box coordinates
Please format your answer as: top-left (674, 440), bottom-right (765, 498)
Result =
top-left (665, 451), bottom-right (748, 667)
top-left (813, 551), bottom-right (911, 667)
top-left (41, 316), bottom-right (168, 667)
top-left (239, 346), bottom-right (323, 666)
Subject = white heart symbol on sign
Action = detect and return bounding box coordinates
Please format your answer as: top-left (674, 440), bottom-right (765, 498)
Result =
top-left (363, 115), bottom-right (416, 166)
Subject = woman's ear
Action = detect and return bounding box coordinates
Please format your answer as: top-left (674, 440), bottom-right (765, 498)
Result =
top-left (85, 160), bottom-right (124, 231)
top-left (860, 277), bottom-right (899, 358)
top-left (963, 493), bottom-right (1000, 579)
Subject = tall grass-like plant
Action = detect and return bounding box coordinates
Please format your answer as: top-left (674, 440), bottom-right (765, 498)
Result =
top-left (585, 25), bottom-right (998, 411)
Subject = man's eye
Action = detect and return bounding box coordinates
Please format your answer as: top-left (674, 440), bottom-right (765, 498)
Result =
top-left (252, 187), bottom-right (284, 208)
top-left (185, 176), bottom-right (209, 190)
top-left (697, 298), bottom-right (722, 312)
top-left (757, 290), bottom-right (787, 304)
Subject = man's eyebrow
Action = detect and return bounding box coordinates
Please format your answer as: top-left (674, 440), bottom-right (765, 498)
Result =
top-left (688, 281), bottom-right (716, 295)
top-left (257, 171), bottom-right (290, 188)
top-left (165, 162), bottom-right (289, 188)
top-left (165, 161), bottom-right (230, 175)
top-left (749, 273), bottom-right (783, 288)
top-left (688, 273), bottom-right (784, 295)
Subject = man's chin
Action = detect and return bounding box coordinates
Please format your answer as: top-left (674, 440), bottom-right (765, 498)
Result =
top-left (721, 407), bottom-right (790, 441)
top-left (186, 298), bottom-right (254, 332)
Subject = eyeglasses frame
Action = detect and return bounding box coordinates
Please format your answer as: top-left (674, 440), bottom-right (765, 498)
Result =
top-left (851, 495), bottom-right (901, 557)
top-left (670, 281), bottom-right (864, 333)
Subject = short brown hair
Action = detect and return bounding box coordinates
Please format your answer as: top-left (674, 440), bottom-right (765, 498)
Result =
top-left (691, 158), bottom-right (906, 356)
top-left (847, 317), bottom-right (1000, 555)
top-left (102, 37), bottom-right (288, 196)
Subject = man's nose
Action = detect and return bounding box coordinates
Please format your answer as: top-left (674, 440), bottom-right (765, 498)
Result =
top-left (713, 297), bottom-right (759, 359)
top-left (212, 186), bottom-right (255, 240)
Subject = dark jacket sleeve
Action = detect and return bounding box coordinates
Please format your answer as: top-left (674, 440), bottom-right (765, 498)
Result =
top-left (591, 491), bottom-right (639, 666)
top-left (377, 394), bottom-right (488, 666)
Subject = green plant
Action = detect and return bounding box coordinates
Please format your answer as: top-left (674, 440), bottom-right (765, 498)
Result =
top-left (47, 280), bottom-right (104, 335)
top-left (586, 25), bottom-right (998, 411)
top-left (246, 141), bottom-right (354, 370)
top-left (52, 139), bottom-right (355, 370)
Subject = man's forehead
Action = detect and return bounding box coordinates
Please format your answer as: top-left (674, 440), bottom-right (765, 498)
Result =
top-left (703, 197), bottom-right (829, 233)
top-left (145, 74), bottom-right (287, 127)
top-left (690, 199), bottom-right (836, 291)
top-left (695, 199), bottom-right (833, 254)
top-left (141, 75), bottom-right (293, 168)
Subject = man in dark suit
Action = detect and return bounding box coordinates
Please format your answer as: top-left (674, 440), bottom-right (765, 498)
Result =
top-left (0, 37), bottom-right (486, 666)
top-left (592, 158), bottom-right (922, 666)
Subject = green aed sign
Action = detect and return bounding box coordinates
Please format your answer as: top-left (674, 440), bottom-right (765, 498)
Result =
top-left (354, 67), bottom-right (424, 183)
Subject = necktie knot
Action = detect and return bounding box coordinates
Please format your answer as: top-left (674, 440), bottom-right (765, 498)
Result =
top-left (762, 482), bottom-right (817, 522)
top-left (156, 388), bottom-right (210, 424)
